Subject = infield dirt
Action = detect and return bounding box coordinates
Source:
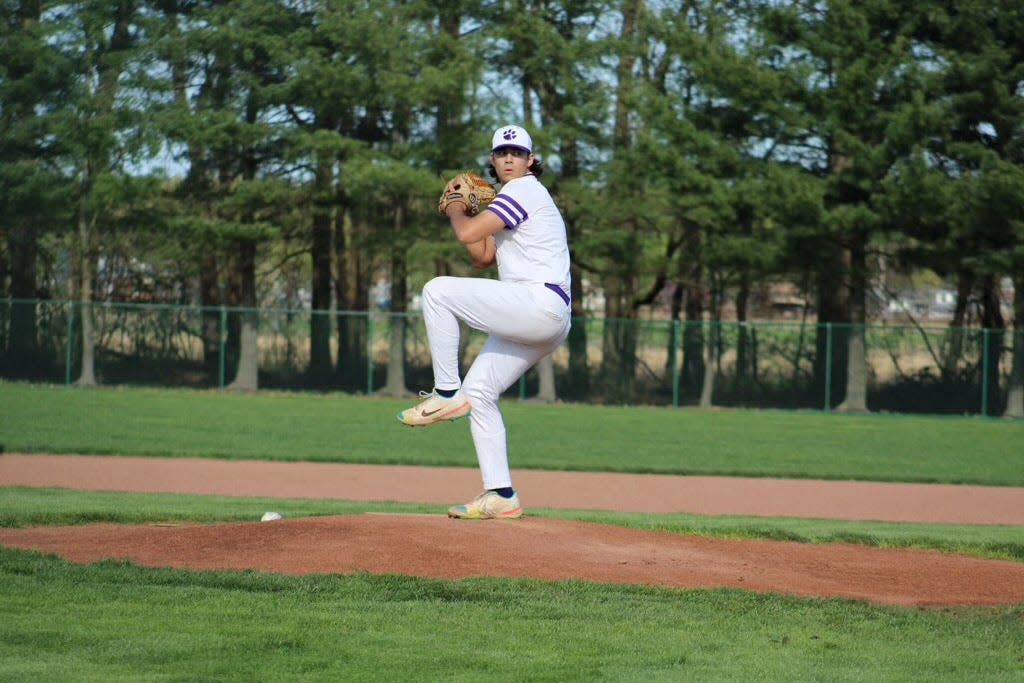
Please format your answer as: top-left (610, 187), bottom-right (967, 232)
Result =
top-left (2, 454), bottom-right (1024, 607)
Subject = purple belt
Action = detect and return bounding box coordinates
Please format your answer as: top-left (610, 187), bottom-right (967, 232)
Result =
top-left (544, 283), bottom-right (570, 306)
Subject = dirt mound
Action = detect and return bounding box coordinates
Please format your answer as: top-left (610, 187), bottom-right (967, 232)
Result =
top-left (3, 514), bottom-right (1023, 607)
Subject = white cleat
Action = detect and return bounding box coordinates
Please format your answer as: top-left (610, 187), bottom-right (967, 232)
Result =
top-left (397, 389), bottom-right (471, 427)
top-left (448, 490), bottom-right (523, 519)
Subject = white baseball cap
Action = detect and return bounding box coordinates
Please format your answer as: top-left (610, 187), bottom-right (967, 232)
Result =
top-left (491, 125), bottom-right (533, 154)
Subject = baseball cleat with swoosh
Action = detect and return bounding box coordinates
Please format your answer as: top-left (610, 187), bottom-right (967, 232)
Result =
top-left (448, 490), bottom-right (522, 519)
top-left (397, 389), bottom-right (471, 426)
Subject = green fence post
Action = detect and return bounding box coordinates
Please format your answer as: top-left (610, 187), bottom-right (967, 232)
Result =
top-left (218, 306), bottom-right (227, 391)
top-left (824, 322), bottom-right (833, 412)
top-left (981, 327), bottom-right (990, 417)
top-left (671, 318), bottom-right (681, 408)
top-left (65, 300), bottom-right (74, 386)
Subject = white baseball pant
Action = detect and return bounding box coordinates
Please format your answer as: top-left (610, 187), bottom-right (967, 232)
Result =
top-left (420, 276), bottom-right (571, 489)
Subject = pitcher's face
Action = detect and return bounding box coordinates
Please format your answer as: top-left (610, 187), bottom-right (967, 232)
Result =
top-left (490, 147), bottom-right (532, 183)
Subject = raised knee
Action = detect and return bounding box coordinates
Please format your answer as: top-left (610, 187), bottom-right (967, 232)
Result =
top-left (421, 276), bottom-right (451, 305)
top-left (462, 378), bottom-right (498, 406)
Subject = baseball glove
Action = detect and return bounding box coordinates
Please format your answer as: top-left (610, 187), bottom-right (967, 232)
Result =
top-left (437, 172), bottom-right (496, 217)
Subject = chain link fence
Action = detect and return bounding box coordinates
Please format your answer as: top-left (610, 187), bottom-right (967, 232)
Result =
top-left (0, 298), bottom-right (1017, 416)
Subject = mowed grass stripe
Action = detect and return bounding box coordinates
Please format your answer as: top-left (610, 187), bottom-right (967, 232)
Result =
top-left (2, 382), bottom-right (1023, 485)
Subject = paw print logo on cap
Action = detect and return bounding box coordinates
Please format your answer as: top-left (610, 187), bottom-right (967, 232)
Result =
top-left (491, 125), bottom-right (532, 153)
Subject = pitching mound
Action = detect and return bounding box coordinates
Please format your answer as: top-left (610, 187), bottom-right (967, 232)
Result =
top-left (3, 514), bottom-right (1023, 607)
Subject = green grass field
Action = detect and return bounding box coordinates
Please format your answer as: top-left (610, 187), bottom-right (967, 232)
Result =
top-left (3, 547), bottom-right (1021, 683)
top-left (2, 381), bottom-right (1023, 681)
top-left (2, 381), bottom-right (1023, 484)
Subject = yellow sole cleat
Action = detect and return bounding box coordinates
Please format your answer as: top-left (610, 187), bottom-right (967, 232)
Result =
top-left (448, 491), bottom-right (523, 519)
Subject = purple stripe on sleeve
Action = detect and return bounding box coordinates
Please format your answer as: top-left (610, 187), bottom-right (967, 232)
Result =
top-left (487, 194), bottom-right (528, 227)
top-left (496, 193), bottom-right (528, 220)
top-left (486, 195), bottom-right (528, 229)
top-left (486, 204), bottom-right (517, 228)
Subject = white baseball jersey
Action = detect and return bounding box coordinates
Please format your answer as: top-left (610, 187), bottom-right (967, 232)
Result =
top-left (419, 170), bottom-right (572, 493)
top-left (485, 174), bottom-right (571, 296)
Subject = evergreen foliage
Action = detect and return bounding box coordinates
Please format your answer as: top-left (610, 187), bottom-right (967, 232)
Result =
top-left (1, 0), bottom-right (1021, 407)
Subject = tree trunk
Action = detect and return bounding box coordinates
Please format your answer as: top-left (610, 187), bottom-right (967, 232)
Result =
top-left (699, 319), bottom-right (717, 407)
top-left (335, 211), bottom-right (369, 390)
top-left (3, 2), bottom-right (42, 376)
top-left (944, 270), bottom-right (974, 377)
top-left (170, 11), bottom-right (220, 384)
top-left (595, 0), bottom-right (643, 405)
top-left (735, 276), bottom-right (750, 393)
top-left (660, 283), bottom-right (683, 397)
top-left (74, 0), bottom-right (134, 386)
top-left (600, 276), bottom-right (637, 402)
top-left (380, 313), bottom-right (407, 396)
top-left (837, 237), bottom-right (868, 413)
top-left (1004, 273), bottom-right (1024, 417)
top-left (433, 8), bottom-right (465, 172)
top-left (227, 241), bottom-right (258, 392)
top-left (334, 206), bottom-right (352, 384)
top-left (228, 311), bottom-right (259, 392)
top-left (836, 325), bottom-right (867, 413)
top-left (563, 138), bottom-right (588, 399)
top-left (815, 247), bottom-right (848, 409)
top-left (75, 209), bottom-right (97, 387)
top-left (199, 253), bottom-right (221, 381)
top-left (699, 283), bottom-right (723, 408)
top-left (309, 157), bottom-right (333, 384)
top-left (613, 0), bottom-right (641, 152)
top-left (566, 269), bottom-right (588, 398)
top-left (535, 354), bottom-right (556, 402)
top-left (980, 275), bottom-right (1005, 416)
top-left (380, 208), bottom-right (409, 397)
top-left (681, 243), bottom-right (705, 400)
